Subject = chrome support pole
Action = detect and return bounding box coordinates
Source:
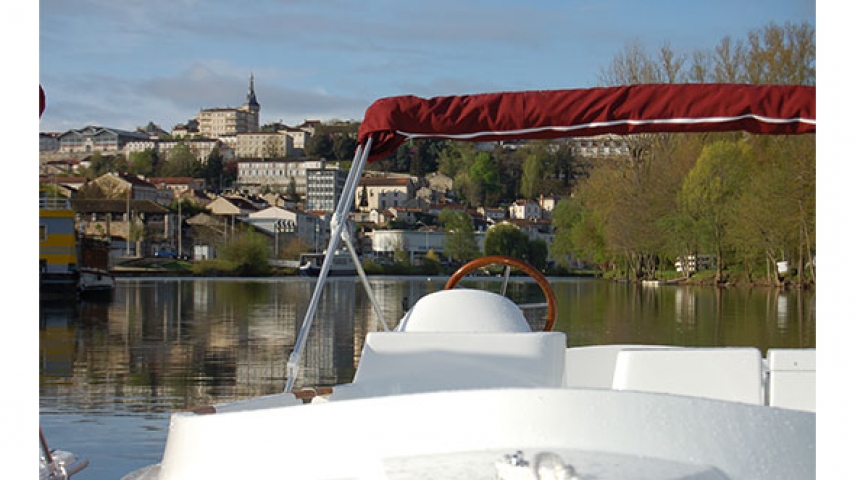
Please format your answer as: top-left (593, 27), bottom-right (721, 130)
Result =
top-left (285, 138), bottom-right (373, 393)
top-left (340, 228), bottom-right (390, 332)
top-left (500, 265), bottom-right (512, 296)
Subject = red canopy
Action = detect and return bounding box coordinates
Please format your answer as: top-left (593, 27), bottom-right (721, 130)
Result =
top-left (357, 84), bottom-right (816, 162)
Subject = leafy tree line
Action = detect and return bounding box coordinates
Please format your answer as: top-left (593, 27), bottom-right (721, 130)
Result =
top-left (75, 144), bottom-right (237, 193)
top-left (370, 138), bottom-right (588, 208)
top-left (551, 22), bottom-right (815, 287)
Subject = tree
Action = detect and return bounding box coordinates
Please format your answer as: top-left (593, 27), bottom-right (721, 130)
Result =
top-left (527, 239), bottom-right (549, 271)
top-left (202, 147), bottom-right (225, 193)
top-left (358, 184), bottom-right (369, 209)
top-left (305, 132), bottom-right (333, 158)
top-left (170, 198), bottom-right (207, 218)
top-left (744, 22), bottom-right (815, 85)
top-left (520, 152), bottom-right (546, 199)
top-left (217, 228), bottom-right (271, 276)
top-left (222, 159), bottom-right (238, 189)
top-left (468, 152), bottom-right (501, 206)
top-left (415, 139), bottom-right (443, 174)
top-left (727, 135), bottom-right (815, 286)
top-left (678, 141), bottom-right (753, 283)
top-left (439, 209), bottom-right (479, 263)
top-left (437, 142), bottom-right (477, 179)
top-left (84, 151), bottom-right (114, 177)
top-left (332, 135), bottom-right (357, 160)
top-left (161, 143), bottom-right (202, 177)
top-left (129, 149), bottom-right (156, 176)
top-left (484, 223), bottom-right (529, 259)
top-left (287, 176), bottom-right (300, 203)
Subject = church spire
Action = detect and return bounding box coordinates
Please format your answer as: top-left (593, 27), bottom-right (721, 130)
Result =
top-left (246, 73), bottom-right (259, 108)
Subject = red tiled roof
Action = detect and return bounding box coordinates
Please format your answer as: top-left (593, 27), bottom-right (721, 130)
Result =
top-left (359, 176), bottom-right (411, 187)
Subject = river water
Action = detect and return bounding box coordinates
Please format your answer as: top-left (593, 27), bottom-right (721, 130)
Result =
top-left (38, 276), bottom-right (815, 479)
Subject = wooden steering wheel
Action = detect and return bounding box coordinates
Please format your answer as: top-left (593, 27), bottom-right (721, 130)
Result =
top-left (445, 255), bottom-right (557, 331)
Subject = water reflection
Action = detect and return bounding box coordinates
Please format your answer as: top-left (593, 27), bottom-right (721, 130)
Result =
top-left (39, 277), bottom-right (816, 478)
top-left (674, 287), bottom-right (697, 325)
top-left (777, 293), bottom-right (788, 329)
top-left (40, 279), bottom-right (818, 413)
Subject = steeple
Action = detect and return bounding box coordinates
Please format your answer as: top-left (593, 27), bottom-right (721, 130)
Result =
top-left (246, 73), bottom-right (259, 109)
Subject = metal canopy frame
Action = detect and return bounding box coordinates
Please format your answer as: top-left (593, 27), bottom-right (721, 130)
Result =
top-left (285, 138), bottom-right (384, 392)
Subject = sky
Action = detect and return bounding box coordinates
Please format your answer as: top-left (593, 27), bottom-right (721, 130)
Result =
top-left (36, 0), bottom-right (817, 134)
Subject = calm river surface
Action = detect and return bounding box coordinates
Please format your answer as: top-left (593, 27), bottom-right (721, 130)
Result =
top-left (39, 276), bottom-right (815, 479)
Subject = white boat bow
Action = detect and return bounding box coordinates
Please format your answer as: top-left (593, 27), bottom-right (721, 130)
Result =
top-left (125, 285), bottom-right (815, 480)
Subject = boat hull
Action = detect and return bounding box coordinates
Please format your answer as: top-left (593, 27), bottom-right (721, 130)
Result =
top-left (298, 265), bottom-right (357, 277)
top-left (126, 388), bottom-right (815, 480)
top-left (77, 268), bottom-right (115, 298)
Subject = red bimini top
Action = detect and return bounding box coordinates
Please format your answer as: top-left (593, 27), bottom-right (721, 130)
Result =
top-left (357, 83), bottom-right (816, 162)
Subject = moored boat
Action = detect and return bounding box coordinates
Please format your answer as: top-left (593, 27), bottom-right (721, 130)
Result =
top-left (299, 250), bottom-right (358, 276)
top-left (122, 83), bottom-right (816, 480)
top-left (77, 266), bottom-right (115, 297)
top-left (40, 193), bottom-right (78, 298)
top-left (77, 238), bottom-right (115, 297)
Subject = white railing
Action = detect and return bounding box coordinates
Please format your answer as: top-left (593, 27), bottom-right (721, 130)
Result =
top-left (39, 194), bottom-right (71, 210)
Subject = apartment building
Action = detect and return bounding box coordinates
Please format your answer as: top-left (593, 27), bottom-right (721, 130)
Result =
top-left (355, 176), bottom-right (416, 212)
top-left (236, 158), bottom-right (328, 196)
top-left (235, 132), bottom-right (294, 159)
top-left (305, 166), bottom-right (348, 212)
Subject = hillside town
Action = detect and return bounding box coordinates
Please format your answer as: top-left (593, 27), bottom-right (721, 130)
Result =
top-left (39, 75), bottom-right (631, 273)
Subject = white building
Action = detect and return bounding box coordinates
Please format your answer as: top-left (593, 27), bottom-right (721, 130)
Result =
top-left (305, 166), bottom-right (348, 212)
top-left (235, 132), bottom-right (294, 159)
top-left (236, 158), bottom-right (328, 196)
top-left (245, 206), bottom-right (322, 251)
top-left (509, 199), bottom-right (543, 220)
top-left (369, 229), bottom-right (486, 265)
top-left (355, 176), bottom-right (416, 212)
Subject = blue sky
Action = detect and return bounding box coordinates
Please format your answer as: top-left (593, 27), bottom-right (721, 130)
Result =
top-left (37, 0), bottom-right (815, 133)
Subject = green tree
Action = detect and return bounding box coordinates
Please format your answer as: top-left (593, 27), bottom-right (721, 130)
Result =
top-left (520, 152), bottom-right (546, 199)
top-left (437, 142), bottom-right (477, 179)
top-left (217, 228), bottom-right (271, 276)
top-left (129, 149), bottom-right (156, 176)
top-left (678, 141), bottom-right (753, 283)
top-left (332, 135), bottom-right (357, 160)
top-left (469, 152), bottom-right (501, 206)
top-left (305, 132), bottom-right (334, 158)
top-left (484, 223), bottom-right (529, 259)
top-left (422, 249), bottom-right (443, 275)
top-left (222, 159), bottom-right (238, 189)
top-left (161, 143), bottom-right (202, 177)
top-left (727, 136), bottom-right (815, 286)
top-left (113, 153), bottom-right (129, 173)
top-left (170, 198), bottom-right (207, 218)
top-left (287, 176), bottom-right (300, 203)
top-left (527, 239), bottom-right (549, 271)
top-left (439, 209), bottom-right (480, 263)
top-left (333, 135), bottom-right (356, 160)
top-left (202, 147), bottom-right (225, 192)
top-left (415, 139), bottom-right (444, 175)
top-left (85, 151), bottom-right (113, 177)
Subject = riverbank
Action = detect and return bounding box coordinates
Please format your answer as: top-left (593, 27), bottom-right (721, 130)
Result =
top-left (110, 258), bottom-right (812, 289)
top-left (110, 257), bottom-right (599, 279)
top-left (603, 269), bottom-right (814, 290)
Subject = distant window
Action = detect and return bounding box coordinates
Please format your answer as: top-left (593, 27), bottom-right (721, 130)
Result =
top-left (39, 225), bottom-right (46, 241)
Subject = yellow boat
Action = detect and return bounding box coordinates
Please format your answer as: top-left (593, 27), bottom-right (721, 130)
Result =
top-left (39, 192), bottom-right (78, 296)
